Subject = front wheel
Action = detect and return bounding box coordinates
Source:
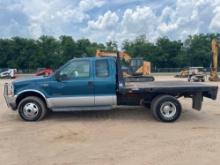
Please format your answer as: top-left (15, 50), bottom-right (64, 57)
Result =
top-left (18, 96), bottom-right (47, 121)
top-left (151, 95), bottom-right (182, 122)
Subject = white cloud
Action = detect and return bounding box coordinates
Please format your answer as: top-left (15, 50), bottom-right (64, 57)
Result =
top-left (0, 0), bottom-right (106, 38)
top-left (122, 6), bottom-right (158, 34)
top-left (79, 0), bottom-right (105, 11)
top-left (156, 0), bottom-right (214, 38)
top-left (86, 0), bottom-right (220, 43)
top-left (88, 11), bottom-right (119, 30)
top-left (20, 0), bottom-right (91, 38)
top-left (158, 23), bottom-right (178, 33)
top-left (28, 23), bottom-right (43, 38)
top-left (56, 8), bottom-right (89, 23)
top-left (209, 6), bottom-right (220, 31)
top-left (1, 0), bottom-right (220, 42)
top-left (86, 6), bottom-right (159, 43)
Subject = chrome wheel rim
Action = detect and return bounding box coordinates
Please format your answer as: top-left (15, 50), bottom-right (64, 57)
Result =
top-left (160, 101), bottom-right (176, 119)
top-left (23, 102), bottom-right (39, 119)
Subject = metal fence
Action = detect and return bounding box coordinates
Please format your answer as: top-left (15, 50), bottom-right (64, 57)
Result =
top-left (152, 67), bottom-right (220, 73)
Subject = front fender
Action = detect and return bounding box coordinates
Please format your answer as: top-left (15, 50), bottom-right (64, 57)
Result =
top-left (15, 89), bottom-right (48, 109)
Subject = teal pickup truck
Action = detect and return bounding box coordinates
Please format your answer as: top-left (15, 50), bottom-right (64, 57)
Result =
top-left (4, 55), bottom-right (218, 122)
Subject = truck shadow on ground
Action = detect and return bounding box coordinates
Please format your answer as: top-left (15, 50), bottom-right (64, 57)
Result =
top-left (45, 107), bottom-right (203, 122)
top-left (46, 107), bottom-right (155, 122)
top-left (2, 106), bottom-right (205, 123)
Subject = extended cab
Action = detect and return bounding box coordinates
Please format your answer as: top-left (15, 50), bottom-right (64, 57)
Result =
top-left (4, 56), bottom-right (218, 122)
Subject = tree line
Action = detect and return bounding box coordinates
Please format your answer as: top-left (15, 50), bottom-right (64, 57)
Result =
top-left (0, 33), bottom-right (219, 71)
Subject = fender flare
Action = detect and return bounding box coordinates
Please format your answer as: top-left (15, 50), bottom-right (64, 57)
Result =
top-left (15, 89), bottom-right (48, 105)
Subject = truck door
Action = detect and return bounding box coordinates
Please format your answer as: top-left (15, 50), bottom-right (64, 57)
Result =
top-left (93, 59), bottom-right (117, 106)
top-left (47, 59), bottom-right (94, 108)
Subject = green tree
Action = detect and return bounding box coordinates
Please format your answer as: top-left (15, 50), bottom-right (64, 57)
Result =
top-left (37, 36), bottom-right (60, 69)
top-left (0, 34), bottom-right (219, 71)
top-left (106, 41), bottom-right (118, 51)
top-left (155, 37), bottom-right (182, 68)
top-left (183, 34), bottom-right (220, 67)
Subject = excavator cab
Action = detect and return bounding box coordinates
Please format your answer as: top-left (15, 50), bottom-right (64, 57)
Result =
top-left (96, 49), bottom-right (154, 82)
top-left (130, 58), bottom-right (144, 76)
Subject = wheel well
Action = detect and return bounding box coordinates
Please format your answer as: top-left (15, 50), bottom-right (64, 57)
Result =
top-left (146, 93), bottom-right (180, 104)
top-left (156, 93), bottom-right (181, 99)
top-left (16, 92), bottom-right (47, 107)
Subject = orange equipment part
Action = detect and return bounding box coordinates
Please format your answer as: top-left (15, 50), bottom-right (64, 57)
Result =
top-left (136, 61), bottom-right (151, 75)
top-left (96, 50), bottom-right (151, 75)
top-left (96, 50), bottom-right (131, 62)
top-left (209, 39), bottom-right (220, 81)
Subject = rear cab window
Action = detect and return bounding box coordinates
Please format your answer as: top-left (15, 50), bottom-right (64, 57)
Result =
top-left (95, 59), bottom-right (110, 78)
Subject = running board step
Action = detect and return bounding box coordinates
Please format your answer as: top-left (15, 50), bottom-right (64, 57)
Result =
top-left (51, 106), bottom-right (113, 112)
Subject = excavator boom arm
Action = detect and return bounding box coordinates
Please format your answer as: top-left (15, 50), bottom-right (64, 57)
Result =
top-left (209, 39), bottom-right (220, 81)
top-left (96, 50), bottom-right (131, 62)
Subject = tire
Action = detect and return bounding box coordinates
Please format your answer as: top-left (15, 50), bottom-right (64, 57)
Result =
top-left (151, 95), bottom-right (182, 122)
top-left (18, 96), bottom-right (47, 121)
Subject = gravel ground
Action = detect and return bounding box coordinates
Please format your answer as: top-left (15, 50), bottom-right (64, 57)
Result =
top-left (0, 76), bottom-right (220, 165)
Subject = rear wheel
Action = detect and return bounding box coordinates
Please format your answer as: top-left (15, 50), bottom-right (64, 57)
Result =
top-left (18, 96), bottom-right (47, 121)
top-left (151, 95), bottom-right (182, 122)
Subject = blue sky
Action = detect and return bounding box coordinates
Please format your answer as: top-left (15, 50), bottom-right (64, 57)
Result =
top-left (0, 0), bottom-right (220, 43)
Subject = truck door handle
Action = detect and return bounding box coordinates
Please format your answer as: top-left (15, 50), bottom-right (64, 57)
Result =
top-left (88, 81), bottom-right (93, 89)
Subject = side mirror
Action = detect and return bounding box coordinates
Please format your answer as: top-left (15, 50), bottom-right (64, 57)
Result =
top-left (55, 72), bottom-right (68, 81)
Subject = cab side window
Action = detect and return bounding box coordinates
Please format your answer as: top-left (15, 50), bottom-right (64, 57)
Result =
top-left (60, 60), bottom-right (90, 80)
top-left (96, 60), bottom-right (109, 78)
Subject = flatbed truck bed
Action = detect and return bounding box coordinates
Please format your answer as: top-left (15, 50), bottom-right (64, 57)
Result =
top-left (125, 81), bottom-right (217, 100)
top-left (117, 81), bottom-right (217, 109)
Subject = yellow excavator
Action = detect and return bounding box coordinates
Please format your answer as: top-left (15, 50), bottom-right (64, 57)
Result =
top-left (209, 39), bottom-right (220, 81)
top-left (96, 50), bottom-right (154, 82)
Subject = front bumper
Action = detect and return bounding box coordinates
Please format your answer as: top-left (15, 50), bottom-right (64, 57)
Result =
top-left (4, 83), bottom-right (17, 110)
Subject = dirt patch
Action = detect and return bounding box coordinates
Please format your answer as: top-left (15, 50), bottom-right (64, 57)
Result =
top-left (53, 131), bottom-right (86, 143)
top-left (192, 126), bottom-right (209, 130)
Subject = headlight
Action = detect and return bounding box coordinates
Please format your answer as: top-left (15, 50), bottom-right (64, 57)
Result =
top-left (7, 83), bottom-right (14, 97)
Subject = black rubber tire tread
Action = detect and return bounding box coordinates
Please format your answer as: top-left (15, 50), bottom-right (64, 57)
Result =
top-left (151, 95), bottom-right (182, 122)
top-left (151, 95), bottom-right (163, 121)
top-left (18, 96), bottom-right (47, 121)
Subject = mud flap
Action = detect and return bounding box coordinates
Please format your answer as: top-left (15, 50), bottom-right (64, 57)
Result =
top-left (192, 92), bottom-right (203, 111)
